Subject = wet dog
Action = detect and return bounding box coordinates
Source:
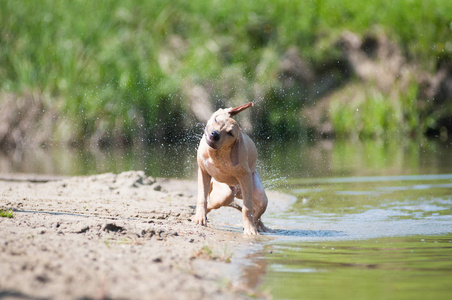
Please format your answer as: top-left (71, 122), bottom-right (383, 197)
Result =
top-left (191, 103), bottom-right (268, 235)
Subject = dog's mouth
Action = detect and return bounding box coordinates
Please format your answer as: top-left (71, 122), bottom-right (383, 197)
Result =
top-left (205, 131), bottom-right (218, 149)
top-left (206, 139), bottom-right (217, 149)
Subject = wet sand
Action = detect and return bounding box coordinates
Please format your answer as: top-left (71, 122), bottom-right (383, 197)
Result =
top-left (0, 171), bottom-right (293, 299)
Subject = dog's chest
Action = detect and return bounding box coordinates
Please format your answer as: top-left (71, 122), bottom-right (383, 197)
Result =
top-left (202, 156), bottom-right (237, 183)
top-left (202, 157), bottom-right (225, 176)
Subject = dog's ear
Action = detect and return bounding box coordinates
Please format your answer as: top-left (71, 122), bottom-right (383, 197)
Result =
top-left (228, 102), bottom-right (254, 117)
top-left (230, 138), bottom-right (240, 167)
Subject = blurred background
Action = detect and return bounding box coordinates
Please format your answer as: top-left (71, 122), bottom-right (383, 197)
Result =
top-left (1, 0), bottom-right (451, 178)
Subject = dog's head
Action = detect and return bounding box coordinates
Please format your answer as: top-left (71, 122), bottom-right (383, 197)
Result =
top-left (204, 102), bottom-right (253, 150)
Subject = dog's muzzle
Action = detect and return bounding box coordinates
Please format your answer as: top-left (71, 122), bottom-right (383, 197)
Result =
top-left (210, 130), bottom-right (220, 141)
top-left (205, 130), bottom-right (220, 149)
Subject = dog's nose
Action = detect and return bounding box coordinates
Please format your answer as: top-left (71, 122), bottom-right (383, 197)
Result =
top-left (210, 130), bottom-right (220, 141)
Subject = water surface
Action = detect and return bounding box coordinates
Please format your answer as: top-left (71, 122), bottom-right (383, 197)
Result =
top-left (255, 139), bottom-right (452, 299)
top-left (261, 235), bottom-right (452, 300)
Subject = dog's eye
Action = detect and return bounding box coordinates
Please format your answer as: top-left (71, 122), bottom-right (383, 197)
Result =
top-left (227, 131), bottom-right (234, 137)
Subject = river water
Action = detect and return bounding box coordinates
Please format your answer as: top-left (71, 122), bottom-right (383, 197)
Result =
top-left (255, 139), bottom-right (452, 300)
top-left (259, 173), bottom-right (452, 299)
top-left (1, 138), bottom-right (451, 299)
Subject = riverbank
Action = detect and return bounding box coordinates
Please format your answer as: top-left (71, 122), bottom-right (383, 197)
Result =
top-left (0, 171), bottom-right (295, 299)
top-left (1, 0), bottom-right (451, 151)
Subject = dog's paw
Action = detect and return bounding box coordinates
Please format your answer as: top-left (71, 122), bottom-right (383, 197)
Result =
top-left (191, 212), bottom-right (207, 226)
top-left (243, 224), bottom-right (259, 235)
top-left (256, 220), bottom-right (273, 233)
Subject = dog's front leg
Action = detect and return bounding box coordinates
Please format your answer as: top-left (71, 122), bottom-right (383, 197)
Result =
top-left (192, 167), bottom-right (211, 226)
top-left (239, 174), bottom-right (259, 235)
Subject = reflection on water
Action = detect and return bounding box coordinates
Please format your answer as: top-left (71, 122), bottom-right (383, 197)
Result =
top-left (259, 138), bottom-right (452, 181)
top-left (1, 138), bottom-right (452, 181)
top-left (262, 235), bottom-right (452, 300)
top-left (0, 143), bottom-right (198, 178)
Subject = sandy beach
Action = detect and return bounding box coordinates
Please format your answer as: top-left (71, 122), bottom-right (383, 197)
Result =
top-left (0, 171), bottom-right (293, 299)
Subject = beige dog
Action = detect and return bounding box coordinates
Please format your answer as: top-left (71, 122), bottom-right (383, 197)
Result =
top-left (192, 102), bottom-right (268, 235)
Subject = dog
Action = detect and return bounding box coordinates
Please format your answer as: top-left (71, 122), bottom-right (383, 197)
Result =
top-left (191, 102), bottom-right (268, 235)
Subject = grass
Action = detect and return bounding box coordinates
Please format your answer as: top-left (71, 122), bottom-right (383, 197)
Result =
top-left (1, 0), bottom-right (451, 144)
top-left (0, 209), bottom-right (14, 218)
top-left (330, 81), bottom-right (425, 139)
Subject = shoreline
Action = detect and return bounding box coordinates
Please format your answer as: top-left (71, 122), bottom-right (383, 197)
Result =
top-left (0, 171), bottom-right (293, 299)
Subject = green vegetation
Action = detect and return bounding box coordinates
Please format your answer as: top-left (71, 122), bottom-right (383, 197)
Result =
top-left (330, 82), bottom-right (425, 139)
top-left (0, 209), bottom-right (14, 218)
top-left (1, 0), bottom-right (451, 145)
